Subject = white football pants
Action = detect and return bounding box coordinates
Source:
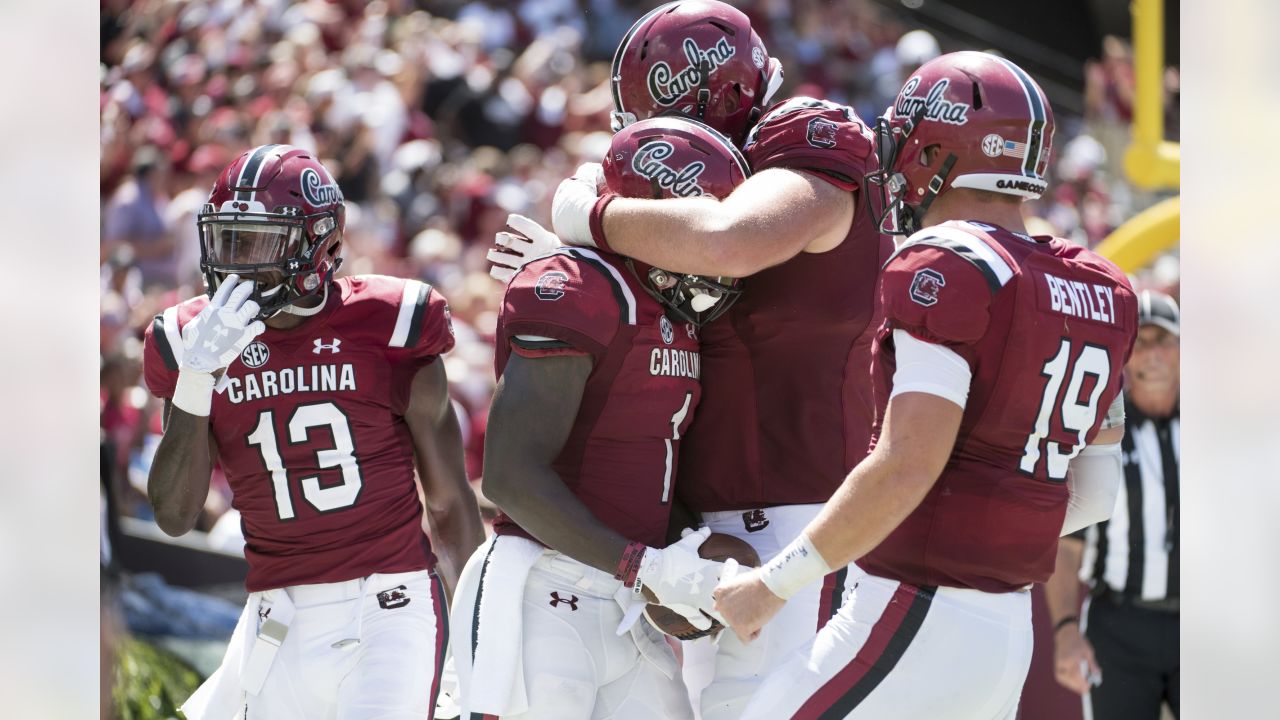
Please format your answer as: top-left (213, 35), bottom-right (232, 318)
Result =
top-left (685, 504), bottom-right (861, 720)
top-left (183, 569), bottom-right (448, 720)
top-left (743, 573), bottom-right (1034, 719)
top-left (455, 547), bottom-right (694, 720)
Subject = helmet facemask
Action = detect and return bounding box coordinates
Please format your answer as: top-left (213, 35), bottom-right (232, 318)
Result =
top-left (198, 206), bottom-right (343, 319)
top-left (632, 260), bottom-right (742, 328)
top-left (864, 111), bottom-right (958, 237)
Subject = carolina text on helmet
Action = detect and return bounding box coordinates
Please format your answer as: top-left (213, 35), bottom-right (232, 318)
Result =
top-left (223, 363), bottom-right (357, 404)
top-left (647, 37), bottom-right (736, 107)
top-left (896, 77), bottom-right (970, 125)
top-left (300, 167), bottom-right (344, 207)
top-left (631, 141), bottom-right (706, 197)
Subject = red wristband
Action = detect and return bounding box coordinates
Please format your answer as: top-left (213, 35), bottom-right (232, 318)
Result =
top-left (615, 541), bottom-right (646, 588)
top-left (589, 193), bottom-right (616, 254)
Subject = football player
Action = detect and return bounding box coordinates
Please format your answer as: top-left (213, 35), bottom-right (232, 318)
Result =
top-left (450, 118), bottom-right (748, 720)
top-left (712, 52), bottom-right (1138, 719)
top-left (531, 2), bottom-right (891, 717)
top-left (143, 145), bottom-right (485, 720)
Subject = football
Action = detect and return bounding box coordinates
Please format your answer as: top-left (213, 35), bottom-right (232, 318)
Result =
top-left (643, 532), bottom-right (761, 640)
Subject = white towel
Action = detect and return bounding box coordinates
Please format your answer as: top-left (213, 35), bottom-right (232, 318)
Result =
top-left (450, 535), bottom-right (544, 717)
top-left (181, 592), bottom-right (262, 719)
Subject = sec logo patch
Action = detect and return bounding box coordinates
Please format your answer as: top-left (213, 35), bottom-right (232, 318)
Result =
top-left (659, 315), bottom-right (675, 345)
top-left (535, 271), bottom-right (569, 301)
top-left (241, 340), bottom-right (270, 368)
top-left (909, 268), bottom-right (946, 306)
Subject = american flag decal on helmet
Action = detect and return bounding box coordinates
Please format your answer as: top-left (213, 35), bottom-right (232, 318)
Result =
top-left (1002, 139), bottom-right (1028, 159)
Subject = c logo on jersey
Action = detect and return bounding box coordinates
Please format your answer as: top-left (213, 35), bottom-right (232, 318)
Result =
top-left (659, 315), bottom-right (675, 345)
top-left (535, 271), bottom-right (570, 301)
top-left (241, 341), bottom-right (270, 368)
top-left (807, 117), bottom-right (839, 148)
top-left (909, 268), bottom-right (946, 306)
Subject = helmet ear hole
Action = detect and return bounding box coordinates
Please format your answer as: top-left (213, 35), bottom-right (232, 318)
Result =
top-left (921, 145), bottom-right (942, 166)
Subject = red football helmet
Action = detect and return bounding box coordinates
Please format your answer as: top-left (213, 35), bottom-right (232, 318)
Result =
top-left (603, 116), bottom-right (749, 326)
top-left (610, 0), bottom-right (783, 145)
top-left (197, 144), bottom-right (345, 317)
top-left (871, 51), bottom-right (1056, 234)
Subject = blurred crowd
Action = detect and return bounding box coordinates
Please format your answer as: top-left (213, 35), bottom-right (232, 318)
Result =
top-left (100, 0), bottom-right (1180, 540)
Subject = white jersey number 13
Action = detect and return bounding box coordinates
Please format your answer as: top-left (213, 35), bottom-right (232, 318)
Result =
top-left (247, 401), bottom-right (364, 520)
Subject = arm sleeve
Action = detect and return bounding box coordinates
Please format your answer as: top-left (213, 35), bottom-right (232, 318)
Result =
top-left (500, 255), bottom-right (623, 360)
top-left (1061, 441), bottom-right (1124, 536)
top-left (879, 245), bottom-right (995, 350)
top-left (889, 329), bottom-right (973, 409)
top-left (741, 97), bottom-right (877, 192)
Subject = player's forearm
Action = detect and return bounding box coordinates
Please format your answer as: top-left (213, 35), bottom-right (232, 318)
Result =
top-left (415, 409), bottom-right (485, 596)
top-left (601, 195), bottom-right (749, 276)
top-left (426, 496), bottom-right (484, 598)
top-left (147, 407), bottom-right (213, 536)
top-left (1045, 538), bottom-right (1085, 626)
top-left (806, 449), bottom-right (938, 570)
top-left (483, 463), bottom-right (632, 576)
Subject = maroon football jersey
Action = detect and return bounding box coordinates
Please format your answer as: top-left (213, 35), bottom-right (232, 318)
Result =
top-left (859, 221), bottom-right (1138, 592)
top-left (678, 97), bottom-right (892, 512)
top-left (491, 248), bottom-right (701, 549)
top-left (143, 275), bottom-right (455, 591)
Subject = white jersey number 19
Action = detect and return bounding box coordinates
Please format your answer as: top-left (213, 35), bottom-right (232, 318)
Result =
top-left (1019, 339), bottom-right (1112, 481)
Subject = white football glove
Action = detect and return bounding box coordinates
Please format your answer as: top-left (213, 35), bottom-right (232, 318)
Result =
top-left (637, 527), bottom-right (727, 631)
top-left (551, 162), bottom-right (605, 248)
top-left (487, 214), bottom-right (563, 283)
top-left (172, 275), bottom-right (266, 416)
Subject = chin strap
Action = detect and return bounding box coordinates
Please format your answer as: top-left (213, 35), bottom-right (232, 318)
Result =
top-left (695, 59), bottom-right (712, 121)
top-left (903, 153), bottom-right (958, 234)
top-left (280, 282), bottom-right (329, 317)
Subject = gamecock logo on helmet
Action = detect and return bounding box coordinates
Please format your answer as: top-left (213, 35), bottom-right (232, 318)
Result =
top-left (909, 268), bottom-right (946, 306)
top-left (647, 37), bottom-right (737, 107)
top-left (632, 141), bottom-right (706, 197)
top-left (895, 77), bottom-right (971, 125)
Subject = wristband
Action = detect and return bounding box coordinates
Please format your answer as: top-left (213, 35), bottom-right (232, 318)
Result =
top-left (588, 193), bottom-right (616, 254)
top-left (760, 533), bottom-right (832, 600)
top-left (172, 369), bottom-right (216, 417)
top-left (615, 541), bottom-right (646, 588)
top-left (1053, 615), bottom-right (1080, 634)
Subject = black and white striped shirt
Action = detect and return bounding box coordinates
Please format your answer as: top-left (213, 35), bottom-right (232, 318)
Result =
top-left (1078, 395), bottom-right (1180, 602)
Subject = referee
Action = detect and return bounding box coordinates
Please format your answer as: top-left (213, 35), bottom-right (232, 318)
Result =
top-left (1046, 289), bottom-right (1180, 719)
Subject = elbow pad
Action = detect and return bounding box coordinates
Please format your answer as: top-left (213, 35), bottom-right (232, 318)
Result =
top-left (1061, 441), bottom-right (1123, 536)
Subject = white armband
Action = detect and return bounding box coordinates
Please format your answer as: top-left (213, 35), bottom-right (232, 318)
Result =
top-left (1061, 441), bottom-right (1124, 536)
top-left (759, 533), bottom-right (833, 600)
top-left (889, 329), bottom-right (972, 409)
top-left (172, 370), bottom-right (216, 417)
